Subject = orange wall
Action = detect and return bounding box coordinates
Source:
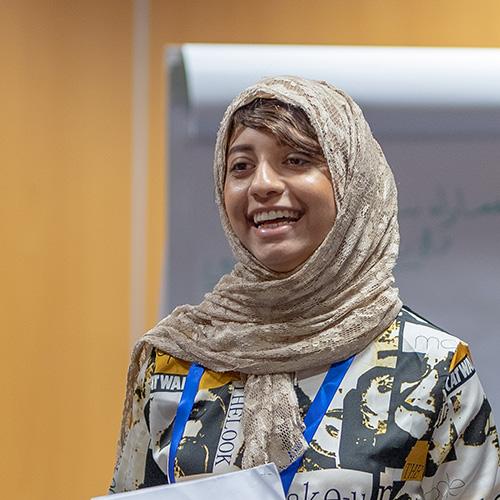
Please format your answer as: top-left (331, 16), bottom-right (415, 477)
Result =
top-left (0, 1), bottom-right (132, 499)
top-left (1, 1), bottom-right (499, 499)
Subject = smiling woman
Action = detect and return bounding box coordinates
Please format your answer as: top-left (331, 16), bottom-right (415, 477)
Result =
top-left (111, 76), bottom-right (500, 498)
top-left (224, 100), bottom-right (337, 273)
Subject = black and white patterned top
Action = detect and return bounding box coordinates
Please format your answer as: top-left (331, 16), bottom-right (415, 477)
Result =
top-left (111, 306), bottom-right (500, 499)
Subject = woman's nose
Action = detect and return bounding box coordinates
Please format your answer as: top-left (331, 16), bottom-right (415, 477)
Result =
top-left (248, 162), bottom-right (284, 199)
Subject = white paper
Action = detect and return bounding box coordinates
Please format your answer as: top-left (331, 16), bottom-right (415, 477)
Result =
top-left (92, 463), bottom-right (285, 500)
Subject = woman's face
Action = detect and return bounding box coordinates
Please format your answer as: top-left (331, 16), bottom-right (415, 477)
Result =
top-left (224, 127), bottom-right (337, 273)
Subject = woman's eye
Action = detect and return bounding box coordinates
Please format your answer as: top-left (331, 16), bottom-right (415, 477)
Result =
top-left (286, 156), bottom-right (309, 167)
top-left (230, 161), bottom-right (250, 172)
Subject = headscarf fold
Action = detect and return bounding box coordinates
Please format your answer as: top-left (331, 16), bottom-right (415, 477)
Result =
top-left (118, 76), bottom-right (402, 472)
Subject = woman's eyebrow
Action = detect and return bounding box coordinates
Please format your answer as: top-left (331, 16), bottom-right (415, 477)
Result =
top-left (227, 144), bottom-right (254, 156)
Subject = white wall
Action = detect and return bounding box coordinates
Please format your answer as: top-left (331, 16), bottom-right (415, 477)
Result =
top-left (162, 45), bottom-right (500, 417)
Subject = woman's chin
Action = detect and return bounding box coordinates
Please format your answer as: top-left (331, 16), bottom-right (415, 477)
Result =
top-left (251, 248), bottom-right (307, 274)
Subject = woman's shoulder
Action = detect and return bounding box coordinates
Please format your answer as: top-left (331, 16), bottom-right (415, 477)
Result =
top-left (396, 305), bottom-right (467, 362)
top-left (148, 348), bottom-right (240, 392)
top-left (359, 305), bottom-right (473, 392)
top-left (149, 349), bottom-right (190, 374)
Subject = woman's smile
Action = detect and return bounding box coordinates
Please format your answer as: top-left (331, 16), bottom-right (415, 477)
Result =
top-left (249, 207), bottom-right (303, 237)
top-left (224, 127), bottom-right (337, 273)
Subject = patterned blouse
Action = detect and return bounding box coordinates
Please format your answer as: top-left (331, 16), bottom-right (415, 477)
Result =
top-left (111, 306), bottom-right (500, 499)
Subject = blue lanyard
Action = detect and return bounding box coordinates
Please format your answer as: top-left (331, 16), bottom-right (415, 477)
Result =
top-left (167, 356), bottom-right (354, 494)
top-left (167, 363), bottom-right (205, 484)
top-left (279, 356), bottom-right (353, 494)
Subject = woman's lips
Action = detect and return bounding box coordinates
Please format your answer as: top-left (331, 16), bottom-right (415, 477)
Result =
top-left (252, 218), bottom-right (300, 237)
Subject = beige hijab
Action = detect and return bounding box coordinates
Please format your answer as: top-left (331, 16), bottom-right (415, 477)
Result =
top-left (119, 76), bottom-right (402, 472)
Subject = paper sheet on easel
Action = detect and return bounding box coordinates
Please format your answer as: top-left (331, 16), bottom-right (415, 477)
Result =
top-left (92, 463), bottom-right (285, 500)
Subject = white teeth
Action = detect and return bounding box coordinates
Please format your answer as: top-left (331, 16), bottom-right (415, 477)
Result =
top-left (253, 209), bottom-right (301, 224)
